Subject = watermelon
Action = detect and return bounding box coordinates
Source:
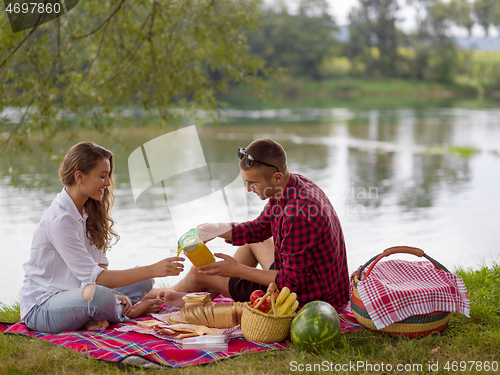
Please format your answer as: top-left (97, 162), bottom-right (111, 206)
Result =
top-left (290, 301), bottom-right (341, 351)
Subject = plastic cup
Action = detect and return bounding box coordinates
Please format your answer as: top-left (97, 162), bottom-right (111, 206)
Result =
top-left (170, 248), bottom-right (184, 274)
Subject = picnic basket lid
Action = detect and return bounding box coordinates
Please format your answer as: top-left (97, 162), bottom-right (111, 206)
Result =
top-left (351, 246), bottom-right (452, 337)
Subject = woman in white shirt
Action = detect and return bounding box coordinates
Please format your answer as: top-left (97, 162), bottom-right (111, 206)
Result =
top-left (20, 142), bottom-right (184, 333)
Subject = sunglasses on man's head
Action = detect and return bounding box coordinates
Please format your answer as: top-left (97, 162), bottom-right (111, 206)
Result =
top-left (237, 148), bottom-right (280, 173)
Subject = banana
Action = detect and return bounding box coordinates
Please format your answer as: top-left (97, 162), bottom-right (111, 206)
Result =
top-left (275, 287), bottom-right (290, 308)
top-left (288, 300), bottom-right (299, 314)
top-left (276, 304), bottom-right (286, 315)
top-left (277, 292), bottom-right (296, 315)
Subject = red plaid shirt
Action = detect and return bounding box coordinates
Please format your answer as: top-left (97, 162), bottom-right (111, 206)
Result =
top-left (229, 173), bottom-right (349, 310)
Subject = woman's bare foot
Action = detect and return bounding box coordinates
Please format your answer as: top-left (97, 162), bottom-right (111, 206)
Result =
top-left (125, 298), bottom-right (162, 319)
top-left (157, 289), bottom-right (187, 308)
top-left (82, 319), bottom-right (110, 331)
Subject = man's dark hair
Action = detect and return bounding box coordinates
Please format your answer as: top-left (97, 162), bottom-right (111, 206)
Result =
top-left (239, 138), bottom-right (289, 178)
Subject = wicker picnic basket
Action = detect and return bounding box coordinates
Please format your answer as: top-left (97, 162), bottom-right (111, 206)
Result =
top-left (351, 246), bottom-right (452, 337)
top-left (240, 289), bottom-right (295, 342)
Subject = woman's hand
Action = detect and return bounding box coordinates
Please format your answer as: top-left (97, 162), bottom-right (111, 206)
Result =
top-left (197, 253), bottom-right (241, 278)
top-left (150, 257), bottom-right (185, 277)
top-left (116, 295), bottom-right (132, 315)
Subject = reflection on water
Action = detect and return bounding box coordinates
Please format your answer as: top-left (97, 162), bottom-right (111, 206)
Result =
top-left (1, 106), bottom-right (499, 304)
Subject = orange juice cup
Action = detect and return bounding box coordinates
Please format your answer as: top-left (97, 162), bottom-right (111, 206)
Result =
top-left (169, 248), bottom-right (184, 274)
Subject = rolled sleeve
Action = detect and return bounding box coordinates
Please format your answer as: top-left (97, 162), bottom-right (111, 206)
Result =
top-left (92, 245), bottom-right (109, 266)
top-left (47, 214), bottom-right (104, 285)
top-left (89, 265), bottom-right (105, 286)
top-left (228, 202), bottom-right (273, 246)
top-left (100, 255), bottom-right (109, 266)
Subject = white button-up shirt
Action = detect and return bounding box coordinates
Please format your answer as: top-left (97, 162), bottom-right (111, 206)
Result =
top-left (20, 188), bottom-right (108, 319)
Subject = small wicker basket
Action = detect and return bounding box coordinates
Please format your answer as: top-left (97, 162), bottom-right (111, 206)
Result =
top-left (351, 246), bottom-right (452, 337)
top-left (240, 287), bottom-right (295, 342)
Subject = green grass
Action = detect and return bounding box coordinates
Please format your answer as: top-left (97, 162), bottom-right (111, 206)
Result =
top-left (1, 263), bottom-right (499, 374)
top-left (219, 76), bottom-right (500, 112)
top-left (225, 50), bottom-right (500, 104)
top-left (225, 76), bottom-right (480, 100)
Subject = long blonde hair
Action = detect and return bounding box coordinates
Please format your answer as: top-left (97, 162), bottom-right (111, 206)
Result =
top-left (59, 142), bottom-right (120, 252)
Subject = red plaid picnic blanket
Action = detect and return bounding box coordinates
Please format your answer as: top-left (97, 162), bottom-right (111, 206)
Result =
top-left (352, 259), bottom-right (470, 330)
top-left (0, 298), bottom-right (360, 367)
top-left (0, 305), bottom-right (288, 367)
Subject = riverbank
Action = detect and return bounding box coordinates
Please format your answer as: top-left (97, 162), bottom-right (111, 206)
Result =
top-left (1, 263), bottom-right (498, 374)
top-left (219, 77), bottom-right (500, 111)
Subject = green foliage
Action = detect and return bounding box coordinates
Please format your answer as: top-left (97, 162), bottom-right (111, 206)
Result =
top-left (473, 0), bottom-right (497, 36)
top-left (450, 0), bottom-right (475, 36)
top-left (342, 0), bottom-right (466, 83)
top-left (318, 56), bottom-right (351, 78)
top-left (346, 0), bottom-right (400, 78)
top-left (245, 0), bottom-right (338, 80)
top-left (337, 0), bottom-right (499, 85)
top-left (0, 0), bottom-right (268, 163)
top-left (454, 50), bottom-right (500, 96)
top-left (472, 51), bottom-right (500, 88)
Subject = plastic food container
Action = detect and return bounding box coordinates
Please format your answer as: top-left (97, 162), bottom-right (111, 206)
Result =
top-left (181, 335), bottom-right (228, 351)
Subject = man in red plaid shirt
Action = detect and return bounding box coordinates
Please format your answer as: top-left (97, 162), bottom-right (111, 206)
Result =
top-left (163, 139), bottom-right (349, 310)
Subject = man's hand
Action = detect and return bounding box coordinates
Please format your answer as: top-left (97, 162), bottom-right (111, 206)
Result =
top-left (196, 223), bottom-right (232, 242)
top-left (198, 252), bottom-right (279, 286)
top-left (197, 253), bottom-right (241, 278)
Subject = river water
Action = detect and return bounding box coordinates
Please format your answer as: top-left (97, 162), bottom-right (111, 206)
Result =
top-left (1, 105), bottom-right (499, 305)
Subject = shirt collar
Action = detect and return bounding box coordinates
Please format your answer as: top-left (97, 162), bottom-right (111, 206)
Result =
top-left (60, 187), bottom-right (88, 222)
top-left (276, 173), bottom-right (297, 204)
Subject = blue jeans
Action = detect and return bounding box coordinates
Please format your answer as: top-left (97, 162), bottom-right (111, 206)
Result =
top-left (24, 279), bottom-right (154, 334)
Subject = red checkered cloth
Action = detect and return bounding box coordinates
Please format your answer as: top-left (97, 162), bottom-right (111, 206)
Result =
top-left (0, 296), bottom-right (360, 368)
top-left (352, 259), bottom-right (470, 330)
top-left (115, 312), bottom-right (244, 344)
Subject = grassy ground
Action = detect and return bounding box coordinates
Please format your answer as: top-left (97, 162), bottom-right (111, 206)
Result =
top-left (1, 263), bottom-right (499, 374)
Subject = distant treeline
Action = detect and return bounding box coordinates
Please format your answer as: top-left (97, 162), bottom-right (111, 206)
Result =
top-left (246, 0), bottom-right (500, 93)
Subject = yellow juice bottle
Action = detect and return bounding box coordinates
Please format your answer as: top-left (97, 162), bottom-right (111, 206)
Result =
top-left (177, 228), bottom-right (215, 268)
top-left (183, 242), bottom-right (215, 268)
